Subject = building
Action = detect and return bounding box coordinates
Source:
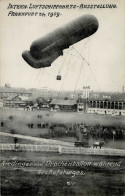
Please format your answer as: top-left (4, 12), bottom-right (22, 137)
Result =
top-left (77, 94), bottom-right (125, 116)
top-left (3, 95), bottom-right (29, 108)
top-left (0, 86), bottom-right (32, 100)
top-left (50, 99), bottom-right (77, 112)
top-left (82, 86), bottom-right (90, 99)
top-left (25, 94), bottom-right (50, 107)
top-left (77, 99), bottom-right (86, 113)
top-left (86, 99), bottom-right (125, 116)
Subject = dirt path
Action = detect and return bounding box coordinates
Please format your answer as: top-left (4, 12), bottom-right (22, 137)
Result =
top-left (0, 131), bottom-right (74, 147)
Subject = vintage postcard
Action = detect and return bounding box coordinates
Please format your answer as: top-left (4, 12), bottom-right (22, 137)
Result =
top-left (0, 0), bottom-right (125, 195)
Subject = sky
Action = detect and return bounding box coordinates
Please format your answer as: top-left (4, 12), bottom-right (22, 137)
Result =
top-left (0, 0), bottom-right (125, 92)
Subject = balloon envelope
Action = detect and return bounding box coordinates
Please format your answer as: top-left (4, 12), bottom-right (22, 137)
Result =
top-left (22, 14), bottom-right (99, 68)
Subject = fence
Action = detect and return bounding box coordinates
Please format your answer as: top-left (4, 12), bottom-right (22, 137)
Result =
top-left (0, 143), bottom-right (125, 156)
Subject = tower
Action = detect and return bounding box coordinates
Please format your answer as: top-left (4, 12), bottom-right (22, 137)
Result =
top-left (83, 86), bottom-right (90, 99)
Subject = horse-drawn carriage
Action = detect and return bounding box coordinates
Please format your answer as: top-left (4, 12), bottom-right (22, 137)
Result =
top-left (74, 140), bottom-right (90, 148)
top-left (74, 140), bottom-right (105, 148)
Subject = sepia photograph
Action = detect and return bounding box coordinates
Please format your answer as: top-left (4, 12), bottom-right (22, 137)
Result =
top-left (0, 0), bottom-right (125, 195)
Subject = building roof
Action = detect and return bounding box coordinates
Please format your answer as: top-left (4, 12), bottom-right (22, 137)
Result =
top-left (89, 92), bottom-right (125, 102)
top-left (4, 95), bottom-right (18, 101)
top-left (11, 101), bottom-right (26, 104)
top-left (0, 93), bottom-right (7, 99)
top-left (88, 96), bottom-right (125, 102)
top-left (111, 93), bottom-right (125, 102)
top-left (33, 103), bottom-right (39, 107)
top-left (24, 94), bottom-right (39, 102)
top-left (50, 99), bottom-right (77, 106)
top-left (25, 95), bottom-right (50, 103)
top-left (4, 95), bottom-right (29, 101)
top-left (18, 96), bottom-right (29, 101)
top-left (54, 105), bottom-right (60, 109)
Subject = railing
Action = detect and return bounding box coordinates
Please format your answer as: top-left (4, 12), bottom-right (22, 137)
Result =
top-left (0, 143), bottom-right (125, 156)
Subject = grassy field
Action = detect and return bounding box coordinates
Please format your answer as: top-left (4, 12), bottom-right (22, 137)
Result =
top-left (0, 108), bottom-right (125, 196)
top-left (0, 108), bottom-right (125, 148)
top-left (1, 151), bottom-right (125, 196)
top-left (1, 108), bottom-right (125, 127)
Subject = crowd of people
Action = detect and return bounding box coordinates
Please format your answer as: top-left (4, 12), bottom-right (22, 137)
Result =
top-left (47, 123), bottom-right (125, 141)
top-left (1, 114), bottom-right (125, 142)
